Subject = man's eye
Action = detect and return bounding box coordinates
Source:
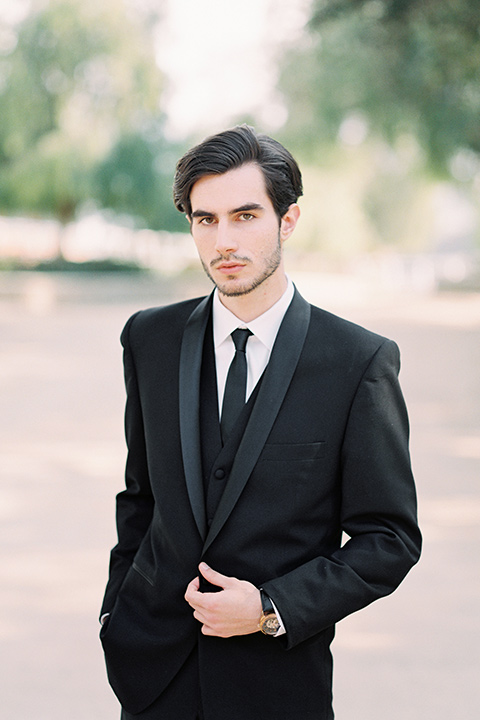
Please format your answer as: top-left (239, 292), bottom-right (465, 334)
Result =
top-left (200, 217), bottom-right (215, 225)
top-left (238, 213), bottom-right (254, 221)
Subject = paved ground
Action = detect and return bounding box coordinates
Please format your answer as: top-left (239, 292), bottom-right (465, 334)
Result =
top-left (0, 270), bottom-right (479, 719)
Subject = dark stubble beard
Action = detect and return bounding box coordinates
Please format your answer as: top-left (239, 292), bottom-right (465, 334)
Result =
top-left (201, 231), bottom-right (282, 297)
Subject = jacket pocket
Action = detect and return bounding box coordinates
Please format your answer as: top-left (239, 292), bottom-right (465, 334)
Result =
top-left (132, 561), bottom-right (155, 586)
top-left (260, 441), bottom-right (326, 461)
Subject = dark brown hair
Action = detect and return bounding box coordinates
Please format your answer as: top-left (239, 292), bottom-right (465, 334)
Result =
top-left (173, 125), bottom-right (303, 219)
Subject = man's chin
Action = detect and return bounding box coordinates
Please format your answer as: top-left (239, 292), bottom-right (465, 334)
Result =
top-left (213, 266), bottom-right (281, 298)
top-left (216, 281), bottom-right (254, 298)
top-left (208, 270), bottom-right (254, 298)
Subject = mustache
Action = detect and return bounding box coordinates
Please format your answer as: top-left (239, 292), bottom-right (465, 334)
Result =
top-left (210, 254), bottom-right (250, 268)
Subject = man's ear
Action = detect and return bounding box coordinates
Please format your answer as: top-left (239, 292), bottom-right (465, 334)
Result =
top-left (280, 203), bottom-right (300, 242)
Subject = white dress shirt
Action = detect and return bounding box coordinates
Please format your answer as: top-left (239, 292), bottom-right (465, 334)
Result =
top-left (212, 277), bottom-right (295, 635)
top-left (212, 278), bottom-right (295, 414)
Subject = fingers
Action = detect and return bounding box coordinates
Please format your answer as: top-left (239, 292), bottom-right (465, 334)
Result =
top-left (184, 573), bottom-right (217, 628)
top-left (184, 564), bottom-right (229, 608)
top-left (184, 564), bottom-right (234, 618)
top-left (198, 562), bottom-right (234, 589)
top-left (184, 575), bottom-right (200, 607)
top-left (184, 564), bottom-right (262, 638)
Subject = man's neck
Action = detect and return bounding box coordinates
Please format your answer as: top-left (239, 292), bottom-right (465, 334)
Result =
top-left (217, 272), bottom-right (288, 323)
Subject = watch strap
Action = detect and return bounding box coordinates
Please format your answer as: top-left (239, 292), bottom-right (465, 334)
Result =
top-left (260, 588), bottom-right (275, 614)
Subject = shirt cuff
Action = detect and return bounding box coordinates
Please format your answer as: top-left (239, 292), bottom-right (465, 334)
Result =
top-left (270, 599), bottom-right (286, 636)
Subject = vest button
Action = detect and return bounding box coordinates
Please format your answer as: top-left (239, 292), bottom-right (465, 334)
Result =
top-left (214, 468), bottom-right (226, 480)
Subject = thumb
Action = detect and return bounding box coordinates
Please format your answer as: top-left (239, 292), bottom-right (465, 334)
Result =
top-left (198, 562), bottom-right (233, 589)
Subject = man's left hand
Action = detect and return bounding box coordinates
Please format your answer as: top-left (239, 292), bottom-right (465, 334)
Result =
top-left (184, 563), bottom-right (262, 637)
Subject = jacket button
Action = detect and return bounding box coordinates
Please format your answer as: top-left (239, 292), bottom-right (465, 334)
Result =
top-left (214, 468), bottom-right (225, 480)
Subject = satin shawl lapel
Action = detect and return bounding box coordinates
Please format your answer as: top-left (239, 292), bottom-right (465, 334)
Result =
top-left (179, 294), bottom-right (212, 541)
top-left (202, 289), bottom-right (311, 554)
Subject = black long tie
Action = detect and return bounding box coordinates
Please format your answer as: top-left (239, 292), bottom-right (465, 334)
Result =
top-left (221, 328), bottom-right (252, 442)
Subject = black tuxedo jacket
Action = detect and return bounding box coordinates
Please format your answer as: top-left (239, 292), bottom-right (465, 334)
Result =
top-left (100, 289), bottom-right (421, 719)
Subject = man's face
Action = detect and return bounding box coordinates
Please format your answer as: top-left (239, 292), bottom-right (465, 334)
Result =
top-left (188, 163), bottom-right (289, 299)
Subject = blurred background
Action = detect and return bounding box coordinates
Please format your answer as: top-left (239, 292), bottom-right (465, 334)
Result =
top-left (0, 0), bottom-right (479, 718)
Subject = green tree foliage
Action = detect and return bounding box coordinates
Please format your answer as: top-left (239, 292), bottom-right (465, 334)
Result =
top-left (280, 0), bottom-right (480, 174)
top-left (95, 130), bottom-right (187, 232)
top-left (0, 0), bottom-right (182, 240)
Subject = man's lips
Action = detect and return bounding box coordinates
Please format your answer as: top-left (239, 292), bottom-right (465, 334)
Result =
top-left (215, 261), bottom-right (246, 273)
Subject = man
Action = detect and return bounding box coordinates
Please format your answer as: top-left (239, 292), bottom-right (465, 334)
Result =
top-left (100, 125), bottom-right (421, 720)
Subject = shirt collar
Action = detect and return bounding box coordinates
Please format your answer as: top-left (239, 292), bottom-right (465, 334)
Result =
top-left (213, 277), bottom-right (295, 351)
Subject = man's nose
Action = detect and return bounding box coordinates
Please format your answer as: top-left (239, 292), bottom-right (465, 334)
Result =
top-left (214, 220), bottom-right (238, 255)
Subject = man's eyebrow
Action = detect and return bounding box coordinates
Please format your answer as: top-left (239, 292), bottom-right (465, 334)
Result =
top-left (190, 209), bottom-right (213, 218)
top-left (190, 203), bottom-right (264, 219)
top-left (228, 203), bottom-right (264, 215)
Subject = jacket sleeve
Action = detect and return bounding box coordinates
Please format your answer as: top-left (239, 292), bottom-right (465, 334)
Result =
top-left (262, 338), bottom-right (422, 649)
top-left (100, 312), bottom-right (155, 617)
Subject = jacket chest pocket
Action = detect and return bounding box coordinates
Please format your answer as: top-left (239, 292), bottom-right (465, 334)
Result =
top-left (255, 442), bottom-right (327, 492)
top-left (260, 441), bottom-right (326, 462)
top-left (250, 441), bottom-right (330, 512)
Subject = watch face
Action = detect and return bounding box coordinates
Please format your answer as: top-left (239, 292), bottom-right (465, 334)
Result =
top-left (260, 613), bottom-right (280, 635)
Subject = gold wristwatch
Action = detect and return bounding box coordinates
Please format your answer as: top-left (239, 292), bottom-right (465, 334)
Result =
top-left (259, 589), bottom-right (280, 635)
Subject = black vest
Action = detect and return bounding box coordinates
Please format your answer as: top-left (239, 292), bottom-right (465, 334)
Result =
top-left (199, 319), bottom-right (262, 529)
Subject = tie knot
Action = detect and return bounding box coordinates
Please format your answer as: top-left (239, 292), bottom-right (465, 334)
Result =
top-left (231, 328), bottom-right (252, 353)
